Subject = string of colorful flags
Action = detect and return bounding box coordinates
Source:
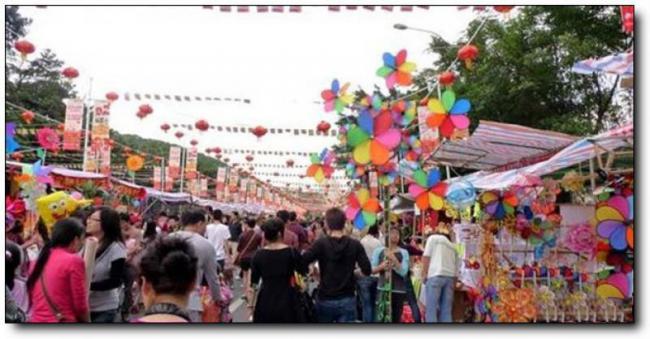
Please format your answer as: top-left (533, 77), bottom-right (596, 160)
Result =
top-left (201, 5), bottom-right (432, 13)
top-left (165, 123), bottom-right (338, 137)
top-left (123, 92), bottom-right (251, 104)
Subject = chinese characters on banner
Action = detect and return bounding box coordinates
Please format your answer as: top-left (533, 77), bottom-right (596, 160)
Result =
top-left (215, 167), bottom-right (227, 201)
top-left (153, 167), bottom-right (162, 190)
top-left (248, 180), bottom-right (257, 202)
top-left (168, 147), bottom-right (181, 178)
top-left (164, 167), bottom-right (173, 191)
top-left (200, 178), bottom-right (208, 198)
top-left (239, 177), bottom-right (249, 203)
top-left (417, 105), bottom-right (440, 156)
top-left (62, 99), bottom-right (84, 151)
top-left (84, 101), bottom-right (111, 174)
top-left (185, 147), bottom-right (198, 180)
top-left (228, 170), bottom-right (239, 203)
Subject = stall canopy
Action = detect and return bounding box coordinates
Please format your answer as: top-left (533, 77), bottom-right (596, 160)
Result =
top-left (451, 123), bottom-right (633, 190)
top-left (431, 120), bottom-right (577, 171)
top-left (571, 51), bottom-right (634, 76)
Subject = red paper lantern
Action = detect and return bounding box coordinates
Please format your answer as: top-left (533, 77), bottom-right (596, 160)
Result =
top-left (213, 147), bottom-right (222, 154)
top-left (245, 155), bottom-right (254, 162)
top-left (317, 121), bottom-right (332, 135)
top-left (205, 148), bottom-right (212, 154)
top-left (195, 119), bottom-right (210, 132)
top-left (190, 139), bottom-right (198, 146)
top-left (438, 71), bottom-right (456, 87)
top-left (251, 125), bottom-right (268, 139)
top-left (138, 104), bottom-right (153, 115)
top-left (105, 92), bottom-right (119, 102)
top-left (215, 154), bottom-right (222, 159)
top-left (493, 6), bottom-right (514, 13)
top-left (286, 159), bottom-right (295, 167)
top-left (136, 111), bottom-right (147, 119)
top-left (457, 44), bottom-right (479, 70)
top-left (21, 110), bottom-right (35, 124)
top-left (174, 131), bottom-right (184, 139)
top-left (61, 67), bottom-right (79, 79)
top-left (14, 40), bottom-right (35, 59)
top-left (160, 123), bottom-right (170, 133)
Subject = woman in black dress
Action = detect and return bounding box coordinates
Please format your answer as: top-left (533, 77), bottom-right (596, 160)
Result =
top-left (250, 218), bottom-right (305, 323)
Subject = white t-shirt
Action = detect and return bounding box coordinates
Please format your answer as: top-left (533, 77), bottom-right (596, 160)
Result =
top-left (205, 222), bottom-right (231, 260)
top-left (423, 234), bottom-right (459, 278)
top-left (360, 234), bottom-right (382, 262)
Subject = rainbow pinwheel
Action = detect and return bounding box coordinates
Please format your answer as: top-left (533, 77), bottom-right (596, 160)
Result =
top-left (321, 79), bottom-right (354, 114)
top-left (390, 100), bottom-right (416, 127)
top-left (528, 214), bottom-right (558, 260)
top-left (6, 123), bottom-right (20, 153)
top-left (345, 188), bottom-right (382, 229)
top-left (347, 110), bottom-right (401, 165)
top-left (596, 195), bottom-right (633, 251)
top-left (408, 167), bottom-right (448, 211)
top-left (376, 49), bottom-right (416, 89)
top-left (425, 89), bottom-right (471, 138)
top-left (305, 148), bottom-right (335, 183)
top-left (480, 190), bottom-right (519, 221)
top-left (377, 162), bottom-right (398, 186)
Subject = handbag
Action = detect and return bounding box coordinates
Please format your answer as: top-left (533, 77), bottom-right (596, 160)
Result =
top-left (40, 274), bottom-right (65, 322)
top-left (289, 249), bottom-right (315, 323)
top-left (233, 231), bottom-right (257, 266)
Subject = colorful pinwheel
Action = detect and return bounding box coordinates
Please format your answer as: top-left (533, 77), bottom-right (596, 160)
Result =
top-left (390, 100), bottom-right (416, 127)
top-left (36, 128), bottom-right (60, 152)
top-left (528, 214), bottom-right (558, 260)
top-left (480, 190), bottom-right (518, 220)
top-left (321, 79), bottom-right (354, 114)
top-left (306, 148), bottom-right (335, 183)
top-left (596, 272), bottom-right (631, 299)
top-left (425, 89), bottom-right (471, 138)
top-left (6, 123), bottom-right (20, 154)
top-left (347, 110), bottom-right (401, 165)
top-left (596, 195), bottom-right (633, 251)
top-left (345, 188), bottom-right (382, 229)
top-left (377, 162), bottom-right (398, 186)
top-left (376, 49), bottom-right (416, 89)
top-left (408, 167), bottom-right (448, 211)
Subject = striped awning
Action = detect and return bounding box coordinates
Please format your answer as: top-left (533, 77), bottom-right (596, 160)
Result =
top-left (452, 123), bottom-right (633, 190)
top-left (431, 120), bottom-right (577, 171)
top-left (571, 51), bottom-right (634, 76)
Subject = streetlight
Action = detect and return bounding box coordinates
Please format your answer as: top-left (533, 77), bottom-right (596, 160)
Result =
top-left (393, 23), bottom-right (449, 44)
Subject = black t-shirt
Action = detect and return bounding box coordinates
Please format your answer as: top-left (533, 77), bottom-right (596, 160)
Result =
top-left (302, 236), bottom-right (371, 300)
top-left (229, 222), bottom-right (242, 242)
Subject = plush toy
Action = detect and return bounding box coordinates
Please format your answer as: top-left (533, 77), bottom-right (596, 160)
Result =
top-left (35, 191), bottom-right (92, 231)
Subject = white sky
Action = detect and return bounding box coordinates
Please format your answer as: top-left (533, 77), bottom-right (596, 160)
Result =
top-left (17, 5), bottom-right (476, 191)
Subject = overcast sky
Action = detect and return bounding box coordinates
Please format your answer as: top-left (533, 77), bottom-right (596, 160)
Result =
top-left (18, 5), bottom-right (477, 191)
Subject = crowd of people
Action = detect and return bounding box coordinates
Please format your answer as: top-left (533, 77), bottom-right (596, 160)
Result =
top-left (6, 203), bottom-right (464, 323)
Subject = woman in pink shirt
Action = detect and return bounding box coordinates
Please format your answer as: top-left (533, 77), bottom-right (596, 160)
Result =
top-left (27, 218), bottom-right (89, 323)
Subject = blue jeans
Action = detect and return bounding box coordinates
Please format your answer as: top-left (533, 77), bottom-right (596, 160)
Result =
top-left (316, 296), bottom-right (357, 323)
top-left (425, 276), bottom-right (455, 323)
top-left (91, 309), bottom-right (118, 323)
top-left (357, 276), bottom-right (378, 322)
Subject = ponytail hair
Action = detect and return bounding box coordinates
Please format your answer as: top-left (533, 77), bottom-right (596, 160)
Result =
top-left (26, 218), bottom-right (85, 294)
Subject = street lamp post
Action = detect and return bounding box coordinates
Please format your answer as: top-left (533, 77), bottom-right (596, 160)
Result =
top-left (393, 23), bottom-right (449, 43)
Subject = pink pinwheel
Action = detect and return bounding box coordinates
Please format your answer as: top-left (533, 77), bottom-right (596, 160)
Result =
top-left (376, 49), bottom-right (416, 89)
top-left (426, 89), bottom-right (471, 138)
top-left (305, 148), bottom-right (335, 183)
top-left (345, 188), bottom-right (382, 229)
top-left (346, 110), bottom-right (401, 166)
top-left (408, 167), bottom-right (448, 211)
top-left (596, 195), bottom-right (633, 251)
top-left (321, 79), bottom-right (354, 114)
top-left (36, 128), bottom-right (60, 152)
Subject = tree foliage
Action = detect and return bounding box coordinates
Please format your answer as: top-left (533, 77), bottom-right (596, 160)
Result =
top-left (416, 6), bottom-right (629, 135)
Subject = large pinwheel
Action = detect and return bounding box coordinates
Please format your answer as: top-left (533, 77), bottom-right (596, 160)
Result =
top-left (408, 167), bottom-right (448, 211)
top-left (376, 49), bottom-right (416, 89)
top-left (305, 148), bottom-right (335, 183)
top-left (345, 188), bottom-right (382, 229)
top-left (321, 79), bottom-right (354, 114)
top-left (528, 214), bottom-right (559, 260)
top-left (390, 100), bottom-right (416, 127)
top-left (480, 190), bottom-right (519, 220)
top-left (596, 195), bottom-right (633, 251)
top-left (425, 89), bottom-right (471, 138)
top-left (347, 110), bottom-right (401, 165)
top-left (377, 162), bottom-right (398, 186)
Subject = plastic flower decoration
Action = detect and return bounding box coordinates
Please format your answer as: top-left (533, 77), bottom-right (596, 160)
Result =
top-left (36, 127), bottom-right (60, 152)
top-left (126, 155), bottom-right (145, 172)
top-left (596, 195), bottom-right (633, 251)
top-left (321, 79), bottom-right (354, 114)
top-left (425, 89), bottom-right (471, 138)
top-left (564, 223), bottom-right (597, 255)
top-left (345, 188), bottom-right (382, 229)
top-left (347, 110), bottom-right (401, 166)
top-left (306, 148), bottom-right (335, 183)
top-left (491, 288), bottom-right (537, 323)
top-left (408, 167), bottom-right (448, 211)
top-left (376, 49), bottom-right (416, 89)
top-left (480, 190), bottom-right (518, 220)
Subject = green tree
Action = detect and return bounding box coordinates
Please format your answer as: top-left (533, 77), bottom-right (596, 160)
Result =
top-left (416, 5), bottom-right (629, 135)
